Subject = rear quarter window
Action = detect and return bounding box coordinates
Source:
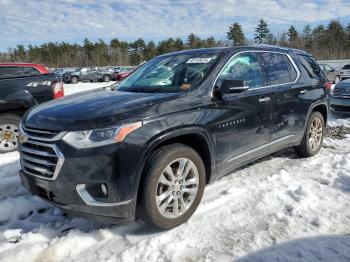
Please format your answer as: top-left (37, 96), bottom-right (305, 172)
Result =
top-left (21, 67), bottom-right (41, 77)
top-left (261, 53), bottom-right (297, 85)
top-left (297, 55), bottom-right (323, 79)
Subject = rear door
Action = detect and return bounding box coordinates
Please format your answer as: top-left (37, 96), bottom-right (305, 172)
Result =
top-left (213, 52), bottom-right (272, 175)
top-left (263, 52), bottom-right (323, 151)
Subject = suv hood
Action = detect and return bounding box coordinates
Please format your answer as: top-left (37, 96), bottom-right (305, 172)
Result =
top-left (23, 90), bottom-right (183, 131)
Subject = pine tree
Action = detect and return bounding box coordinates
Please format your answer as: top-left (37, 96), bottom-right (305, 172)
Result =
top-left (187, 33), bottom-right (201, 49)
top-left (254, 19), bottom-right (270, 44)
top-left (302, 25), bottom-right (313, 50)
top-left (287, 26), bottom-right (299, 47)
top-left (227, 23), bottom-right (245, 46)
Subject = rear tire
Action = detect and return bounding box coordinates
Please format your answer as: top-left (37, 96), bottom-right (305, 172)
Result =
top-left (138, 144), bottom-right (206, 230)
top-left (294, 111), bottom-right (325, 157)
top-left (71, 76), bottom-right (79, 84)
top-left (335, 76), bottom-right (340, 84)
top-left (0, 114), bottom-right (21, 154)
top-left (103, 75), bottom-right (111, 82)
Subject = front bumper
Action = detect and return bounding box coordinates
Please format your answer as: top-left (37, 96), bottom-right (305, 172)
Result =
top-left (20, 170), bottom-right (135, 223)
top-left (18, 136), bottom-right (145, 223)
top-left (330, 96), bottom-right (350, 113)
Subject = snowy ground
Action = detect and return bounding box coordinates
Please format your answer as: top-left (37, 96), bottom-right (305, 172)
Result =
top-left (0, 84), bottom-right (350, 261)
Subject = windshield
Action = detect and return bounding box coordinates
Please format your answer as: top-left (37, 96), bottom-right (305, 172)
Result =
top-left (117, 53), bottom-right (220, 93)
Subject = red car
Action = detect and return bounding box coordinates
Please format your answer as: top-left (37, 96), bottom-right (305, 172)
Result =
top-left (115, 68), bottom-right (134, 81)
top-left (0, 63), bottom-right (49, 76)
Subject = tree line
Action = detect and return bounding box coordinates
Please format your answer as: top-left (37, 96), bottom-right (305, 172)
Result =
top-left (1, 19), bottom-right (350, 67)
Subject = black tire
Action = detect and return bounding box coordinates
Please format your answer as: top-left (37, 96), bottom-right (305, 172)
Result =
top-left (294, 111), bottom-right (325, 157)
top-left (335, 75), bottom-right (341, 84)
top-left (103, 75), bottom-right (111, 82)
top-left (0, 114), bottom-right (21, 154)
top-left (138, 144), bottom-right (206, 230)
top-left (71, 76), bottom-right (79, 84)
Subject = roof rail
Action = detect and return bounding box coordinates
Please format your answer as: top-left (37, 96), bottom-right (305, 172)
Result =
top-left (255, 44), bottom-right (308, 54)
top-left (255, 44), bottom-right (282, 49)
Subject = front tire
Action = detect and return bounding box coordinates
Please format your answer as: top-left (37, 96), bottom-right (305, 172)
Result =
top-left (71, 76), bottom-right (79, 84)
top-left (103, 75), bottom-right (111, 82)
top-left (335, 76), bottom-right (341, 84)
top-left (0, 114), bottom-right (21, 154)
top-left (295, 111), bottom-right (325, 157)
top-left (138, 144), bottom-right (206, 230)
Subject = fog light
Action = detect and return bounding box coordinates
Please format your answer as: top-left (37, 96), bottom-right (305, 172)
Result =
top-left (101, 184), bottom-right (108, 197)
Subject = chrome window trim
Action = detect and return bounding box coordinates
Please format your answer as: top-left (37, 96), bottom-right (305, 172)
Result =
top-left (211, 50), bottom-right (301, 97)
top-left (76, 184), bottom-right (133, 207)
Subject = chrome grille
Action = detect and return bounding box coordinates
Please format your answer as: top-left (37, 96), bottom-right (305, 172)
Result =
top-left (22, 126), bottom-right (64, 141)
top-left (19, 123), bottom-right (64, 180)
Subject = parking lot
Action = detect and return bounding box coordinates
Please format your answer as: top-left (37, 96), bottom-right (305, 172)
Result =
top-left (0, 83), bottom-right (349, 261)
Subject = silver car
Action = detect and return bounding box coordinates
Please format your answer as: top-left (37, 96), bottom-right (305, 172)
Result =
top-left (341, 64), bottom-right (350, 81)
top-left (319, 64), bottom-right (341, 84)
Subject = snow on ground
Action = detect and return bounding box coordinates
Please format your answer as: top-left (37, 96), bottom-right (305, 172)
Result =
top-left (0, 85), bottom-right (350, 261)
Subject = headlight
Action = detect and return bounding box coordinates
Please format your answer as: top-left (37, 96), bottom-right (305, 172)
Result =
top-left (63, 122), bottom-right (142, 148)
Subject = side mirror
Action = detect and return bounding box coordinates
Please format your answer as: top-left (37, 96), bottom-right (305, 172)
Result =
top-left (220, 79), bottom-right (249, 95)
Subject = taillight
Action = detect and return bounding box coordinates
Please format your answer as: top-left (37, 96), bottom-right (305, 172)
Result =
top-left (324, 82), bottom-right (332, 90)
top-left (52, 81), bottom-right (64, 99)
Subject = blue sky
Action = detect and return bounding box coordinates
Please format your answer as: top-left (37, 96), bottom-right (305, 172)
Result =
top-left (1, 0), bottom-right (350, 51)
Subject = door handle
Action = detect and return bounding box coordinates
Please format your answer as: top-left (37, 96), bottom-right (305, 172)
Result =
top-left (300, 90), bottom-right (307, 94)
top-left (259, 97), bottom-right (271, 103)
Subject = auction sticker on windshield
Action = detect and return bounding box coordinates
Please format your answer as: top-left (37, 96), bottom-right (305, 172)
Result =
top-left (186, 58), bottom-right (213, 64)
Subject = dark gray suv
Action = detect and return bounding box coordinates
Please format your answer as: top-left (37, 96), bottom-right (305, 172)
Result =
top-left (18, 46), bottom-right (330, 230)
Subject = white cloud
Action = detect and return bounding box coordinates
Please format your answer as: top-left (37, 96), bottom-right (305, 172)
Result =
top-left (0, 0), bottom-right (350, 49)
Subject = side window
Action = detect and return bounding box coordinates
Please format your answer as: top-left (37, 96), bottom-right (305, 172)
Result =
top-left (325, 65), bottom-right (333, 71)
top-left (297, 55), bottom-right (323, 79)
top-left (0, 66), bottom-right (22, 79)
top-left (219, 53), bottom-right (263, 88)
top-left (261, 53), bottom-right (297, 85)
top-left (21, 67), bottom-right (41, 77)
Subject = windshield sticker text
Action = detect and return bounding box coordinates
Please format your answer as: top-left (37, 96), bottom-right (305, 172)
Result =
top-left (186, 58), bottom-right (213, 64)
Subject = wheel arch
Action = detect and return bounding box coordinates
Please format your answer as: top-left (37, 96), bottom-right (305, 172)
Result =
top-left (312, 103), bottom-right (328, 123)
top-left (71, 75), bottom-right (79, 81)
top-left (133, 127), bottom-right (216, 204)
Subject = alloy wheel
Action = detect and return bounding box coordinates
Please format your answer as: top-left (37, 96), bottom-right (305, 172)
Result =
top-left (155, 158), bottom-right (199, 219)
top-left (308, 117), bottom-right (323, 151)
top-left (0, 124), bottom-right (19, 151)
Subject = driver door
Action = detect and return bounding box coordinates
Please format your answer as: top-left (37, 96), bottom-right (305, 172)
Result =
top-left (213, 52), bottom-right (272, 175)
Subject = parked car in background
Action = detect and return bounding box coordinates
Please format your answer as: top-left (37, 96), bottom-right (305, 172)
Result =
top-left (331, 79), bottom-right (350, 113)
top-left (18, 46), bottom-right (329, 229)
top-left (0, 63), bottom-right (64, 153)
top-left (341, 64), bottom-right (350, 81)
top-left (53, 68), bottom-right (78, 76)
top-left (319, 64), bottom-right (341, 84)
top-left (0, 63), bottom-right (49, 76)
top-left (115, 67), bottom-right (135, 81)
top-left (62, 67), bottom-right (114, 84)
